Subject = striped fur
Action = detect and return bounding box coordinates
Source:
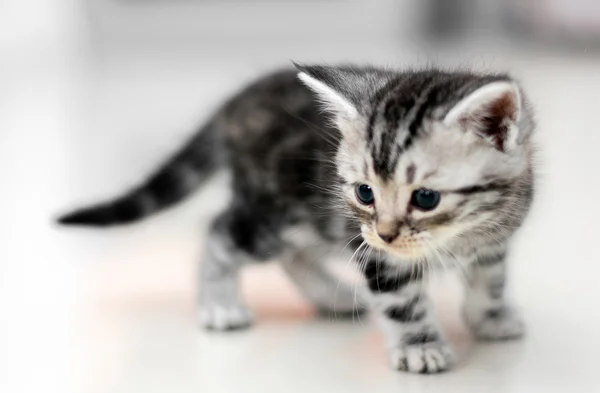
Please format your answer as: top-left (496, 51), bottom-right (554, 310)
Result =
top-left (58, 64), bottom-right (536, 374)
top-left (57, 120), bottom-right (224, 226)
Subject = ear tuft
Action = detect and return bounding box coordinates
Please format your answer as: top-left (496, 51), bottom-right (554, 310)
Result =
top-left (444, 81), bottom-right (522, 152)
top-left (291, 62), bottom-right (395, 138)
top-left (293, 63), bottom-right (361, 121)
top-left (297, 71), bottom-right (359, 120)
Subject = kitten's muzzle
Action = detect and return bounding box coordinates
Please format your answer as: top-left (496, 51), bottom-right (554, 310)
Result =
top-left (377, 231), bottom-right (398, 244)
top-left (375, 217), bottom-right (400, 244)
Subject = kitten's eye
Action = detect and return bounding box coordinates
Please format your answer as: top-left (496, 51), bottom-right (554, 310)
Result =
top-left (411, 188), bottom-right (440, 211)
top-left (355, 184), bottom-right (375, 205)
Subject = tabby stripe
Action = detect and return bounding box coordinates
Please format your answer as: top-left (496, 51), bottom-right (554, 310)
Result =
top-left (375, 127), bottom-right (396, 178)
top-left (404, 74), bottom-right (438, 148)
top-left (384, 84), bottom-right (435, 176)
top-left (367, 77), bottom-right (402, 143)
top-left (405, 99), bottom-right (428, 151)
top-left (453, 182), bottom-right (511, 195)
top-left (366, 266), bottom-right (423, 293)
top-left (406, 164), bottom-right (416, 184)
top-left (411, 212), bottom-right (456, 228)
top-left (404, 331), bottom-right (440, 346)
top-left (485, 308), bottom-right (506, 320)
top-left (384, 298), bottom-right (425, 323)
top-left (363, 260), bottom-right (380, 280)
top-left (379, 94), bottom-right (416, 177)
top-left (476, 252), bottom-right (506, 267)
top-left (488, 280), bottom-right (505, 299)
top-left (366, 106), bottom-right (379, 146)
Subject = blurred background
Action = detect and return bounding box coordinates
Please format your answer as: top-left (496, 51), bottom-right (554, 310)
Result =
top-left (1, 1), bottom-right (600, 392)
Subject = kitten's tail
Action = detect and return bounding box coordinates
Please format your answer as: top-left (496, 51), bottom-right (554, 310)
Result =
top-left (56, 119), bottom-right (225, 227)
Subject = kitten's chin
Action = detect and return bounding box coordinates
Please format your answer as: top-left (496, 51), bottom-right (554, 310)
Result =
top-left (362, 234), bottom-right (429, 262)
top-left (381, 245), bottom-right (430, 262)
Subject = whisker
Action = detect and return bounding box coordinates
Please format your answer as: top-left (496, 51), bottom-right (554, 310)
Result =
top-left (339, 233), bottom-right (363, 255)
top-left (353, 244), bottom-right (372, 325)
top-left (333, 240), bottom-right (366, 321)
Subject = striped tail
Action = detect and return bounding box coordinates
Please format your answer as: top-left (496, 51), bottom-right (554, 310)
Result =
top-left (57, 120), bottom-right (224, 227)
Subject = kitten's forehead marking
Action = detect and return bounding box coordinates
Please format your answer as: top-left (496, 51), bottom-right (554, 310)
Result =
top-left (406, 163), bottom-right (416, 184)
top-left (369, 83), bottom-right (437, 180)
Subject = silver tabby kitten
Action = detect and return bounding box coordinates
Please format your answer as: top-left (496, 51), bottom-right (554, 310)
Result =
top-left (58, 64), bottom-right (535, 374)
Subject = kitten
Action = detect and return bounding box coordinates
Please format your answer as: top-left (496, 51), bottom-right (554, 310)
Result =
top-left (58, 64), bottom-right (535, 373)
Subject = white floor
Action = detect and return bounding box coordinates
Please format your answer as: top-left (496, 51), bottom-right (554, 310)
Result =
top-left (2, 3), bottom-right (600, 393)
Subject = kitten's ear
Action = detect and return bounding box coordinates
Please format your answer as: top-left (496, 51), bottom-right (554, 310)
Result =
top-left (294, 64), bottom-right (360, 122)
top-left (294, 63), bottom-right (390, 135)
top-left (443, 81), bottom-right (523, 152)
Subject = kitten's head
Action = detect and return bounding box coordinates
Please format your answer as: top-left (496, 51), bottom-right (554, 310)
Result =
top-left (296, 64), bottom-right (535, 261)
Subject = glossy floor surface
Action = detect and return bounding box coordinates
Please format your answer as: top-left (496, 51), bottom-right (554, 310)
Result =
top-left (2, 2), bottom-right (600, 392)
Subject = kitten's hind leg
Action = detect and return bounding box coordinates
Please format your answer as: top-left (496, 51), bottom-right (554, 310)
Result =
top-left (280, 251), bottom-right (366, 319)
top-left (198, 211), bottom-right (254, 331)
top-left (463, 249), bottom-right (525, 341)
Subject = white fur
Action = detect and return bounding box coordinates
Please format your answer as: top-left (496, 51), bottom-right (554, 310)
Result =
top-left (297, 72), bottom-right (358, 120)
top-left (388, 343), bottom-right (455, 373)
top-left (198, 304), bottom-right (254, 330)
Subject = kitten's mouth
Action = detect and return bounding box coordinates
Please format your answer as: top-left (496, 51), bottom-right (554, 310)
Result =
top-left (361, 231), bottom-right (430, 261)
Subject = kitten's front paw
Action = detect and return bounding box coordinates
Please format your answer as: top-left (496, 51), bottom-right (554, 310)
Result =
top-left (388, 339), bottom-right (455, 374)
top-left (198, 303), bottom-right (254, 331)
top-left (470, 307), bottom-right (525, 341)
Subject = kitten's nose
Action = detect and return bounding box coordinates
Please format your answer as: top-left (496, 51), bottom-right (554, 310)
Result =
top-left (376, 217), bottom-right (399, 244)
top-left (377, 232), bottom-right (398, 244)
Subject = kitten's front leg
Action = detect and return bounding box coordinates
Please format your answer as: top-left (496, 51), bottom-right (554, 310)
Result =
top-left (463, 248), bottom-right (525, 340)
top-left (364, 259), bottom-right (455, 374)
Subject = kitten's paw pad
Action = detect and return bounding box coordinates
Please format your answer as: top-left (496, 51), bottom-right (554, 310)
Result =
top-left (389, 342), bottom-right (455, 374)
top-left (472, 308), bottom-right (525, 341)
top-left (199, 304), bottom-right (254, 331)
